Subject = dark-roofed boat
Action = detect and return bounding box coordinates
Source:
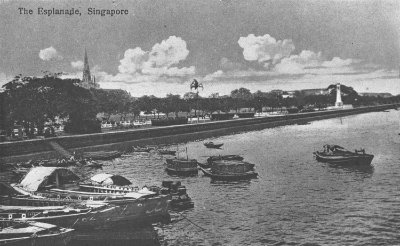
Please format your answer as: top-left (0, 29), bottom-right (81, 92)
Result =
top-left (0, 220), bottom-right (74, 246)
top-left (10, 167), bottom-right (171, 226)
top-left (165, 158), bottom-right (198, 176)
top-left (81, 151), bottom-right (122, 160)
top-left (313, 144), bottom-right (374, 165)
top-left (204, 142), bottom-right (224, 149)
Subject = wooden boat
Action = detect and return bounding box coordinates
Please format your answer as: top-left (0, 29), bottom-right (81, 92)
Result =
top-left (10, 168), bottom-right (170, 226)
top-left (0, 204), bottom-right (115, 230)
top-left (165, 159), bottom-right (198, 176)
top-left (0, 220), bottom-right (74, 246)
top-left (157, 149), bottom-right (176, 155)
top-left (200, 167), bottom-right (258, 181)
top-left (314, 144), bottom-right (374, 165)
top-left (207, 155), bottom-right (244, 164)
top-left (81, 151), bottom-right (122, 160)
top-left (200, 159), bottom-right (254, 170)
top-left (204, 142), bottom-right (224, 149)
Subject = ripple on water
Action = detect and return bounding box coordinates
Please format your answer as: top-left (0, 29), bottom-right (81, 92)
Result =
top-left (94, 110), bottom-right (400, 245)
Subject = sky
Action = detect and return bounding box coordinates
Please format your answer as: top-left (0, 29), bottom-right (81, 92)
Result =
top-left (1, 0), bottom-right (400, 97)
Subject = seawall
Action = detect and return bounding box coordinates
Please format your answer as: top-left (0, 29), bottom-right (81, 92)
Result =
top-left (1, 104), bottom-right (398, 163)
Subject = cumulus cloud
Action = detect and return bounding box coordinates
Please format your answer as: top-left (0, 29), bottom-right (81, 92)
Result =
top-left (0, 72), bottom-right (12, 90)
top-left (114, 36), bottom-right (195, 82)
top-left (238, 34), bottom-right (295, 67)
top-left (237, 34), bottom-right (363, 75)
top-left (39, 46), bottom-right (63, 61)
top-left (71, 60), bottom-right (84, 70)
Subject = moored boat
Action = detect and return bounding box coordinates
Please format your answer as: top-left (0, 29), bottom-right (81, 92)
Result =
top-left (199, 167), bottom-right (258, 181)
top-left (81, 151), bottom-right (122, 160)
top-left (0, 220), bottom-right (74, 246)
top-left (0, 203), bottom-right (113, 230)
top-left (207, 155), bottom-right (244, 164)
top-left (165, 158), bottom-right (198, 176)
top-left (313, 144), bottom-right (374, 165)
top-left (204, 142), bottom-right (224, 149)
top-left (200, 159), bottom-right (258, 181)
top-left (10, 167), bottom-right (171, 226)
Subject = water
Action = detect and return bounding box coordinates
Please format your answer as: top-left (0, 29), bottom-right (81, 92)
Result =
top-left (80, 109), bottom-right (400, 245)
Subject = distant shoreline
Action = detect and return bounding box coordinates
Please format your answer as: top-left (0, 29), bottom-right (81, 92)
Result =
top-left (0, 104), bottom-right (398, 163)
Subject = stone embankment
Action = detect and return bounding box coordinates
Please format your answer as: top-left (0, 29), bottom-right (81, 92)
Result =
top-left (0, 104), bottom-right (398, 163)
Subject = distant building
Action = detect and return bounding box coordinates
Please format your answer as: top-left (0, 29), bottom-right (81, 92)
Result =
top-left (80, 49), bottom-right (99, 89)
top-left (282, 91), bottom-right (295, 99)
top-left (300, 88), bottom-right (329, 96)
top-left (359, 92), bottom-right (393, 98)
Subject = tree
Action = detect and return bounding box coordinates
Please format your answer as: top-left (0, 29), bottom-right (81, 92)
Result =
top-left (2, 73), bottom-right (99, 135)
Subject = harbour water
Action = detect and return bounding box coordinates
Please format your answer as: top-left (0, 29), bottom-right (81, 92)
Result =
top-left (30, 109), bottom-right (400, 245)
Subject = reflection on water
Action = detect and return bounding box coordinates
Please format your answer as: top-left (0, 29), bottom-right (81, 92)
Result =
top-left (326, 163), bottom-right (375, 177)
top-left (68, 225), bottom-right (160, 246)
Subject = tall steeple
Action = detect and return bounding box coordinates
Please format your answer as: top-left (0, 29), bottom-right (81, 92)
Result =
top-left (82, 48), bottom-right (91, 84)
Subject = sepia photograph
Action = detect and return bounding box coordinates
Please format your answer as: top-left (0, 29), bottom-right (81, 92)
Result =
top-left (0, 0), bottom-right (400, 245)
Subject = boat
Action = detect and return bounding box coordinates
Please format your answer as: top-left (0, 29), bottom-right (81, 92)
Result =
top-left (160, 181), bottom-right (194, 210)
top-left (81, 151), bottom-right (122, 160)
top-left (0, 203), bottom-right (116, 230)
top-left (0, 220), bottom-right (74, 246)
top-left (207, 155), bottom-right (244, 164)
top-left (199, 167), bottom-right (258, 181)
top-left (200, 159), bottom-right (257, 181)
top-left (157, 149), bottom-right (176, 155)
top-left (165, 158), bottom-right (198, 176)
top-left (10, 167), bottom-right (171, 226)
top-left (313, 144), bottom-right (374, 165)
top-left (200, 158), bottom-right (250, 169)
top-left (204, 142), bottom-right (224, 149)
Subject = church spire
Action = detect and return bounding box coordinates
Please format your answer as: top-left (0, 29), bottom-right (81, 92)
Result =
top-left (82, 48), bottom-right (91, 84)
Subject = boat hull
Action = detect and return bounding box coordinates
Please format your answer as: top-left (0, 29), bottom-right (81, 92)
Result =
top-left (3, 194), bottom-right (171, 228)
top-left (200, 168), bottom-right (258, 181)
top-left (165, 167), bottom-right (198, 176)
top-left (314, 151), bottom-right (374, 165)
top-left (207, 155), bottom-right (244, 164)
top-left (204, 143), bottom-right (224, 149)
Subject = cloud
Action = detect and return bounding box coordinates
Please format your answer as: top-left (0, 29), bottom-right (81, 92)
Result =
top-left (238, 34), bottom-right (295, 67)
top-left (322, 57), bottom-right (357, 68)
top-left (0, 72), bottom-right (12, 90)
top-left (113, 36), bottom-right (195, 82)
top-left (71, 60), bottom-right (84, 70)
top-left (237, 34), bottom-right (364, 76)
top-left (39, 46), bottom-right (63, 61)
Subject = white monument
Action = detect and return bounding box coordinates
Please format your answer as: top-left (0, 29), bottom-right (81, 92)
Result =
top-left (335, 83), bottom-right (343, 108)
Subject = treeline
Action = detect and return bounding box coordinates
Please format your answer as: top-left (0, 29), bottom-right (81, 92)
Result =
top-left (1, 74), bottom-right (399, 135)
